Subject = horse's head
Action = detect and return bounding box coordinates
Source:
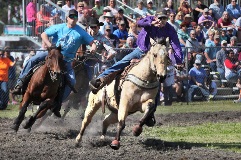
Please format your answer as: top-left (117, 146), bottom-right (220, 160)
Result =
top-left (149, 38), bottom-right (170, 82)
top-left (46, 46), bottom-right (65, 81)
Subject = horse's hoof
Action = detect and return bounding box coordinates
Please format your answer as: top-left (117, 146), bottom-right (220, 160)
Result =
top-left (133, 125), bottom-right (142, 137)
top-left (110, 140), bottom-right (120, 150)
top-left (10, 124), bottom-right (19, 132)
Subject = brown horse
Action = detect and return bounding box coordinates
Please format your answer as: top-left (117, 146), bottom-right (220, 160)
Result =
top-left (75, 40), bottom-right (169, 150)
top-left (11, 46), bottom-right (65, 132)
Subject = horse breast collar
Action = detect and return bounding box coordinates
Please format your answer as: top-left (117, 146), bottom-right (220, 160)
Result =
top-left (125, 74), bottom-right (159, 89)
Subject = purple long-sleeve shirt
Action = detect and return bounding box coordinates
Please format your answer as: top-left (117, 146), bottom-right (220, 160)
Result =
top-left (137, 16), bottom-right (183, 64)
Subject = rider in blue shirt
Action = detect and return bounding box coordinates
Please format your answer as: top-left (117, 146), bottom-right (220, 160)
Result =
top-left (12, 9), bottom-right (97, 117)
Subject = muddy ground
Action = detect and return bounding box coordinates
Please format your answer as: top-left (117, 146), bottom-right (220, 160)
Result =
top-left (0, 110), bottom-right (241, 160)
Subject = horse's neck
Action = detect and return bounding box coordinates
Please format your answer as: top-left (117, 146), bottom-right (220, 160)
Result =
top-left (129, 55), bottom-right (156, 81)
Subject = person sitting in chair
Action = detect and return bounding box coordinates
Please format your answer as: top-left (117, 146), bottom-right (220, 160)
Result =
top-left (89, 13), bottom-right (183, 126)
top-left (11, 9), bottom-right (97, 118)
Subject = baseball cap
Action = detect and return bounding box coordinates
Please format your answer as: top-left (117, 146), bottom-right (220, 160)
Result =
top-left (157, 14), bottom-right (168, 19)
top-left (105, 25), bottom-right (111, 30)
top-left (57, 1), bottom-right (62, 5)
top-left (137, 0), bottom-right (143, 3)
top-left (147, 0), bottom-right (153, 3)
top-left (103, 7), bottom-right (111, 11)
top-left (221, 40), bottom-right (227, 45)
top-left (195, 59), bottom-right (201, 64)
top-left (203, 8), bottom-right (209, 12)
top-left (119, 20), bottom-right (125, 25)
top-left (68, 9), bottom-right (78, 16)
top-left (77, 2), bottom-right (84, 7)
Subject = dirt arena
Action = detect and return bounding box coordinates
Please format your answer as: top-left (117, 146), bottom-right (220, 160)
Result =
top-left (0, 110), bottom-right (241, 160)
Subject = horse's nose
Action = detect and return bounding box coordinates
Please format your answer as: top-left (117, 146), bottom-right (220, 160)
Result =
top-left (157, 74), bottom-right (167, 83)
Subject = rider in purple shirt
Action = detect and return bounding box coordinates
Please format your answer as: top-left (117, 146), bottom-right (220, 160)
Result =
top-left (89, 14), bottom-right (183, 126)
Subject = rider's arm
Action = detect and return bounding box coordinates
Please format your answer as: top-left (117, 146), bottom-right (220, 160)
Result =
top-left (137, 16), bottom-right (155, 27)
top-left (167, 24), bottom-right (183, 64)
top-left (41, 32), bottom-right (52, 47)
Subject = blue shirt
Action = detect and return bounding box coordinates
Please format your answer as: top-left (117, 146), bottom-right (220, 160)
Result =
top-left (136, 16), bottom-right (182, 64)
top-left (45, 23), bottom-right (94, 62)
top-left (113, 29), bottom-right (128, 40)
top-left (204, 41), bottom-right (221, 60)
top-left (209, 3), bottom-right (224, 20)
top-left (226, 4), bottom-right (241, 19)
top-left (189, 67), bottom-right (207, 85)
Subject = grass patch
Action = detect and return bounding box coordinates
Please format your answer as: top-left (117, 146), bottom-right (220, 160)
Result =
top-left (157, 100), bottom-right (241, 114)
top-left (145, 122), bottom-right (241, 153)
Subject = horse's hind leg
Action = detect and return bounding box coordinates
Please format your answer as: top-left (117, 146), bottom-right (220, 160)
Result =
top-left (101, 112), bottom-right (118, 139)
top-left (133, 101), bottom-right (155, 137)
top-left (23, 101), bottom-right (49, 130)
top-left (75, 97), bottom-right (101, 147)
top-left (11, 100), bottom-right (30, 132)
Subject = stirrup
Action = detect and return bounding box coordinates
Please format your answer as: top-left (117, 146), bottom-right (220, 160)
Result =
top-left (89, 79), bottom-right (102, 94)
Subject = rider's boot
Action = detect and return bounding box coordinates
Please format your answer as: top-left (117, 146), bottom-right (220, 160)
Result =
top-left (11, 77), bottom-right (28, 95)
top-left (89, 70), bottom-right (121, 94)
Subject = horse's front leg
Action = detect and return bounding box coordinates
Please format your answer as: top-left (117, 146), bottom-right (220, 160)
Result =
top-left (75, 94), bottom-right (101, 147)
top-left (101, 112), bottom-right (118, 139)
top-left (22, 99), bottom-right (52, 130)
top-left (110, 102), bottom-right (128, 150)
top-left (133, 100), bottom-right (155, 137)
top-left (11, 99), bottom-right (31, 132)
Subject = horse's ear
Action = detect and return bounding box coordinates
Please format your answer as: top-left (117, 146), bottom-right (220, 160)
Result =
top-left (156, 37), bottom-right (166, 46)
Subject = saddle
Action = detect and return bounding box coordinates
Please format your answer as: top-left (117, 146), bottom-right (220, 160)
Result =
top-left (101, 60), bottom-right (140, 113)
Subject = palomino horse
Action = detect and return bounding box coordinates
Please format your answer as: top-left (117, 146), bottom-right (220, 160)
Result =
top-left (75, 39), bottom-right (169, 150)
top-left (11, 46), bottom-right (65, 132)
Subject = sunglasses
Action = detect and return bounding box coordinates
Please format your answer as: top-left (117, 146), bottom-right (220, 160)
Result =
top-left (90, 26), bottom-right (97, 29)
top-left (196, 63), bottom-right (201, 66)
top-left (69, 14), bottom-right (78, 19)
top-left (159, 17), bottom-right (167, 20)
top-left (106, 29), bottom-right (111, 31)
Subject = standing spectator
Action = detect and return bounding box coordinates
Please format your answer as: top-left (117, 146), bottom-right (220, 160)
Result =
top-left (209, 0), bottom-right (224, 21)
top-left (76, 2), bottom-right (85, 20)
top-left (198, 8), bottom-right (215, 27)
top-left (113, 20), bottom-right (128, 47)
top-left (106, 0), bottom-right (118, 16)
top-left (26, 0), bottom-right (37, 36)
top-left (62, 0), bottom-right (75, 11)
top-left (204, 34), bottom-right (221, 71)
top-left (134, 0), bottom-right (148, 17)
top-left (168, 12), bottom-right (179, 31)
top-left (163, 64), bottom-right (175, 106)
top-left (226, 0), bottom-right (241, 23)
top-left (92, 0), bottom-right (104, 18)
top-left (35, 4), bottom-right (51, 35)
top-left (4, 47), bottom-right (18, 105)
top-left (146, 0), bottom-right (156, 15)
top-left (188, 59), bottom-right (210, 102)
top-left (178, 0), bottom-right (192, 15)
top-left (216, 40), bottom-right (228, 81)
top-left (193, 0), bottom-right (208, 23)
top-left (0, 49), bottom-right (18, 110)
top-left (224, 50), bottom-right (241, 83)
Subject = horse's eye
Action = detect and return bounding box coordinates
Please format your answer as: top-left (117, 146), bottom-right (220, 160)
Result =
top-left (154, 53), bottom-right (157, 58)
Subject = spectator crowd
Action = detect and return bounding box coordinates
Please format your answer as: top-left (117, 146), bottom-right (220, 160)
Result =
top-left (2, 0), bottom-right (241, 110)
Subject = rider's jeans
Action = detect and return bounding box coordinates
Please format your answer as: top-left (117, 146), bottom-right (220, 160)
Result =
top-left (16, 51), bottom-right (75, 102)
top-left (97, 47), bottom-right (145, 79)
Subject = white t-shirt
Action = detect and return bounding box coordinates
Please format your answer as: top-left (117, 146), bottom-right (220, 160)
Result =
top-left (163, 65), bottom-right (175, 87)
